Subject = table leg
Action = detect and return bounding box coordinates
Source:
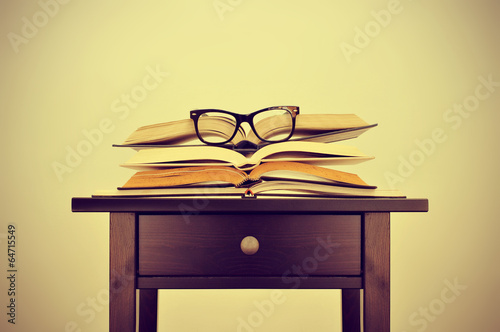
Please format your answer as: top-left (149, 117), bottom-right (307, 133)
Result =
top-left (363, 212), bottom-right (390, 332)
top-left (110, 213), bottom-right (137, 332)
top-left (342, 289), bottom-right (361, 332)
top-left (139, 289), bottom-right (158, 331)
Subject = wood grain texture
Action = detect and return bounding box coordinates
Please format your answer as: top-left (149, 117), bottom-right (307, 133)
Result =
top-left (72, 197), bottom-right (429, 213)
top-left (137, 276), bottom-right (363, 290)
top-left (138, 214), bottom-right (361, 277)
top-left (363, 212), bottom-right (390, 332)
top-left (342, 289), bottom-right (361, 332)
top-left (139, 289), bottom-right (158, 332)
top-left (109, 213), bottom-right (137, 332)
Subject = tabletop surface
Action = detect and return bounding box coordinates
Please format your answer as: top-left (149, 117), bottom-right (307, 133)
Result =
top-left (72, 197), bottom-right (428, 213)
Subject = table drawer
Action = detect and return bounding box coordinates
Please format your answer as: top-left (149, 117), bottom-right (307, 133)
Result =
top-left (138, 214), bottom-right (361, 276)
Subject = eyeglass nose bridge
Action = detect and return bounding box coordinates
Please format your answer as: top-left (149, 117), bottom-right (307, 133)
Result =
top-left (232, 113), bottom-right (256, 129)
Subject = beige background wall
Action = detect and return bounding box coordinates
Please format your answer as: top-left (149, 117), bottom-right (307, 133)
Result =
top-left (1, 0), bottom-right (499, 331)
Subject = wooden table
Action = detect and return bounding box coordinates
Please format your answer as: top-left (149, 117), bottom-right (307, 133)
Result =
top-left (72, 197), bottom-right (428, 332)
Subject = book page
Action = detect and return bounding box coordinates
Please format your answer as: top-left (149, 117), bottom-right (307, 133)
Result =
top-left (248, 161), bottom-right (373, 187)
top-left (123, 145), bottom-right (249, 166)
top-left (249, 141), bottom-right (369, 164)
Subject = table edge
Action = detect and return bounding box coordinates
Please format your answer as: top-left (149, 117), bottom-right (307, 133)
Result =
top-left (71, 197), bottom-right (429, 213)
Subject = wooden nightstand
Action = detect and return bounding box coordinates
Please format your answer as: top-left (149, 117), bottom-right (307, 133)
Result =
top-left (72, 197), bottom-right (428, 332)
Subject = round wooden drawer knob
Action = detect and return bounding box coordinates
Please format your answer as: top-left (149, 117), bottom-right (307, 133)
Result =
top-left (240, 236), bottom-right (259, 255)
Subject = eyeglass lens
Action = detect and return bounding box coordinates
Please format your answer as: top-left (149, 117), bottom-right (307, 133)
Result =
top-left (252, 109), bottom-right (293, 141)
top-left (197, 108), bottom-right (293, 144)
top-left (197, 112), bottom-right (238, 144)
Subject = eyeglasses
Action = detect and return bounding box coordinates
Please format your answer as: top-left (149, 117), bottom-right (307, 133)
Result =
top-left (190, 106), bottom-right (299, 145)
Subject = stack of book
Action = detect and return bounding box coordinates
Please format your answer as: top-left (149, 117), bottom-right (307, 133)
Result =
top-left (94, 108), bottom-right (404, 198)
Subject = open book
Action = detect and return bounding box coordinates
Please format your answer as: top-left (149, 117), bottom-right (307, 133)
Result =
top-left (120, 161), bottom-right (376, 189)
top-left (96, 161), bottom-right (404, 198)
top-left (94, 184), bottom-right (404, 198)
top-left (119, 114), bottom-right (376, 149)
top-left (121, 141), bottom-right (374, 170)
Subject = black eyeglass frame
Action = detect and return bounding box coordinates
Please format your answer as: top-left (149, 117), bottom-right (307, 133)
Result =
top-left (190, 106), bottom-right (299, 146)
